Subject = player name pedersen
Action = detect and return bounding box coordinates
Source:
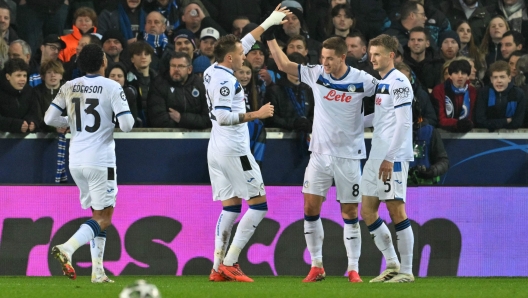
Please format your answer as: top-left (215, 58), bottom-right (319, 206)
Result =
top-left (72, 85), bottom-right (103, 94)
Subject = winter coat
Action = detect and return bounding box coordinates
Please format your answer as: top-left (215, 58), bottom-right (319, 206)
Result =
top-left (403, 46), bottom-right (444, 90)
top-left (440, 0), bottom-right (491, 46)
top-left (34, 82), bottom-right (63, 132)
top-left (431, 79), bottom-right (477, 131)
top-left (0, 70), bottom-right (40, 133)
top-left (59, 25), bottom-right (97, 63)
top-left (475, 82), bottom-right (526, 131)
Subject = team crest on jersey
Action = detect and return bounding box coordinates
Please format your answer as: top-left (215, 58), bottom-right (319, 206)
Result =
top-left (204, 74), bottom-right (211, 83)
top-left (304, 180), bottom-right (310, 188)
top-left (348, 84), bottom-right (356, 92)
top-left (220, 86), bottom-right (230, 96)
top-left (120, 91), bottom-right (126, 101)
top-left (377, 84), bottom-right (390, 94)
top-left (192, 87), bottom-right (199, 97)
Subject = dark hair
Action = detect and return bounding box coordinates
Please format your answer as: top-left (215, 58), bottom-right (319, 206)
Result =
top-left (488, 60), bottom-right (510, 77)
top-left (322, 36), bottom-right (347, 56)
top-left (400, 1), bottom-right (422, 20)
top-left (447, 59), bottom-right (471, 76)
top-left (480, 15), bottom-right (510, 56)
top-left (454, 20), bottom-right (485, 74)
top-left (510, 50), bottom-right (525, 59)
top-left (326, 4), bottom-right (354, 37)
top-left (128, 41), bottom-right (154, 57)
top-left (168, 51), bottom-right (192, 66)
top-left (239, 60), bottom-right (258, 111)
top-left (514, 54), bottom-right (528, 86)
top-left (409, 26), bottom-right (429, 38)
top-left (288, 52), bottom-right (307, 65)
top-left (0, 1), bottom-right (10, 12)
top-left (4, 58), bottom-right (28, 75)
top-left (346, 29), bottom-right (367, 47)
top-left (502, 30), bottom-right (525, 47)
top-left (81, 33), bottom-right (102, 47)
top-left (77, 43), bottom-right (104, 73)
top-left (73, 7), bottom-right (97, 27)
top-left (214, 34), bottom-right (239, 63)
top-left (287, 35), bottom-right (307, 49)
top-left (369, 34), bottom-right (398, 54)
top-left (40, 59), bottom-right (64, 77)
top-left (105, 61), bottom-right (128, 78)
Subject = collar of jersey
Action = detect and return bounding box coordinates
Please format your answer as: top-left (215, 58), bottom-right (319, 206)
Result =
top-left (329, 66), bottom-right (350, 81)
top-left (85, 74), bottom-right (101, 78)
top-left (214, 65), bottom-right (234, 75)
top-left (382, 68), bottom-right (396, 80)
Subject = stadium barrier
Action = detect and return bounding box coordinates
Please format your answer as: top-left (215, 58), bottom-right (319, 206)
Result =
top-left (0, 185), bottom-right (526, 277)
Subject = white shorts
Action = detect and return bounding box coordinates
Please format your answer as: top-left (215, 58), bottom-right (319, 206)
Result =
top-left (302, 153), bottom-right (362, 203)
top-left (70, 166), bottom-right (118, 210)
top-left (208, 151), bottom-right (266, 201)
top-left (361, 159), bottom-right (409, 202)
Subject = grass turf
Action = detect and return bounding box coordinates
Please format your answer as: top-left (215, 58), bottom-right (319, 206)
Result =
top-left (0, 276), bottom-right (527, 298)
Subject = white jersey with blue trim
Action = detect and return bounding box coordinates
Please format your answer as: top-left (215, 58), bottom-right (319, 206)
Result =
top-left (298, 64), bottom-right (377, 159)
top-left (203, 33), bottom-right (256, 156)
top-left (369, 68), bottom-right (414, 161)
top-left (50, 75), bottom-right (131, 167)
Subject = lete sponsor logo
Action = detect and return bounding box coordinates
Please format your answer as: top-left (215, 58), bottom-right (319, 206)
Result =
top-left (323, 90), bottom-right (352, 102)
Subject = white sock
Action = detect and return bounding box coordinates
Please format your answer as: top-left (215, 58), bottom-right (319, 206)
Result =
top-left (90, 235), bottom-right (106, 278)
top-left (63, 219), bottom-right (100, 257)
top-left (213, 208), bottom-right (240, 271)
top-left (223, 203), bottom-right (268, 266)
top-left (395, 219), bottom-right (414, 274)
top-left (368, 218), bottom-right (399, 268)
top-left (304, 215), bottom-right (324, 268)
top-left (344, 219), bottom-right (361, 272)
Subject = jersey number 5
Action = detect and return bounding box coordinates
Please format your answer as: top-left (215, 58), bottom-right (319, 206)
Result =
top-left (72, 97), bottom-right (101, 133)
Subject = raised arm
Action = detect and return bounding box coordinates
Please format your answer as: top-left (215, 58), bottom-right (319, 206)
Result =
top-left (247, 4), bottom-right (290, 42)
top-left (267, 38), bottom-right (299, 77)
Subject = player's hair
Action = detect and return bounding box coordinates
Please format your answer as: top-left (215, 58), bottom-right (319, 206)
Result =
top-left (128, 41), bottom-right (155, 57)
top-left (81, 33), bottom-right (102, 47)
top-left (400, 1), bottom-right (422, 20)
top-left (287, 35), bottom-right (307, 50)
top-left (288, 52), bottom-right (307, 65)
top-left (214, 34), bottom-right (240, 63)
top-left (73, 7), bottom-right (97, 27)
top-left (447, 59), bottom-right (471, 76)
top-left (168, 51), bottom-right (192, 67)
top-left (368, 34), bottom-right (398, 54)
top-left (10, 39), bottom-right (31, 57)
top-left (502, 30), bottom-right (525, 47)
top-left (514, 54), bottom-right (528, 86)
top-left (4, 58), bottom-right (29, 74)
top-left (346, 29), bottom-right (367, 47)
top-left (322, 36), bottom-right (347, 56)
top-left (77, 43), bottom-right (104, 73)
top-left (40, 59), bottom-right (64, 77)
top-left (488, 60), bottom-right (510, 77)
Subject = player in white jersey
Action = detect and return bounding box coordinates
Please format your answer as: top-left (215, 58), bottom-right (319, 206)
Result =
top-left (267, 31), bottom-right (378, 282)
top-left (361, 34), bottom-right (415, 283)
top-left (205, 5), bottom-right (289, 282)
top-left (44, 44), bottom-right (134, 282)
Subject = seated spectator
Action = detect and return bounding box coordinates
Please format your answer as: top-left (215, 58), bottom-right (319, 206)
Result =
top-left (264, 52), bottom-right (314, 133)
top-left (500, 30), bottom-right (524, 61)
top-left (102, 29), bottom-right (127, 64)
top-left (432, 59), bottom-right (477, 133)
top-left (0, 1), bottom-right (17, 43)
top-left (232, 16), bottom-right (250, 38)
top-left (480, 15), bottom-right (510, 67)
top-left (63, 33), bottom-right (102, 81)
top-left (438, 30), bottom-right (460, 63)
top-left (324, 4), bottom-right (355, 39)
top-left (475, 60), bottom-right (526, 131)
top-left (147, 51), bottom-right (210, 129)
top-left (0, 58), bottom-right (39, 133)
top-left (59, 7), bottom-right (98, 63)
top-left (173, 29), bottom-right (197, 60)
top-left (98, 0), bottom-right (146, 43)
top-left (34, 60), bottom-right (66, 133)
top-left (127, 41), bottom-right (157, 127)
top-left (28, 35), bottom-right (67, 87)
top-left (198, 27), bottom-right (219, 64)
top-left (139, 11), bottom-right (175, 71)
top-left (455, 20), bottom-right (486, 81)
top-left (106, 62), bottom-right (140, 127)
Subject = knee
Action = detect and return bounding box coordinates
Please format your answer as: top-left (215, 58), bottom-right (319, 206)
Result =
top-left (360, 206), bottom-right (376, 222)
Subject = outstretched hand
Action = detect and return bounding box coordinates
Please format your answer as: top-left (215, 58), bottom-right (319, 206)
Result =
top-left (261, 4), bottom-right (291, 30)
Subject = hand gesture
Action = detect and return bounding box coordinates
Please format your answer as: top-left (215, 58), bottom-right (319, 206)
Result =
top-left (21, 121), bottom-right (28, 133)
top-left (257, 102), bottom-right (274, 119)
top-left (378, 160), bottom-right (393, 181)
top-left (259, 69), bottom-right (272, 86)
top-left (28, 122), bottom-right (35, 132)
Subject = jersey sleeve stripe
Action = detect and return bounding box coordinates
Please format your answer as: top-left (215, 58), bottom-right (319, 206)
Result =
top-left (394, 102), bottom-right (411, 109)
top-left (51, 103), bottom-right (65, 112)
top-left (297, 64), bottom-right (302, 82)
top-left (215, 106), bottom-right (232, 111)
top-left (116, 111), bottom-right (132, 117)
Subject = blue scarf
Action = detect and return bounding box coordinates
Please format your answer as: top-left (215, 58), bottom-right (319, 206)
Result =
top-left (487, 87), bottom-right (518, 118)
top-left (451, 83), bottom-right (471, 120)
top-left (156, 0), bottom-right (180, 30)
top-left (118, 3), bottom-right (146, 40)
top-left (285, 84), bottom-right (310, 151)
top-left (55, 133), bottom-right (68, 183)
top-left (142, 32), bottom-right (168, 55)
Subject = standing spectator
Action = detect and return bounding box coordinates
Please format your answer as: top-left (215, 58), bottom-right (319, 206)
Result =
top-left (0, 58), bottom-right (39, 133)
top-left (148, 51), bottom-right (210, 129)
top-left (493, 0), bottom-right (528, 41)
top-left (59, 7), bottom-right (98, 63)
top-left (512, 54), bottom-right (528, 126)
top-left (207, 0), bottom-right (265, 33)
top-left (500, 30), bottom-right (524, 61)
top-left (16, 0), bottom-right (69, 54)
top-left (28, 35), bottom-right (67, 87)
top-left (101, 29), bottom-right (127, 64)
top-left (198, 27), bottom-right (219, 64)
top-left (106, 62), bottom-right (139, 127)
top-left (480, 15), bottom-right (510, 67)
top-left (173, 29), bottom-right (197, 60)
top-left (139, 11), bottom-right (174, 71)
top-left (63, 33), bottom-right (101, 81)
top-left (345, 30), bottom-right (379, 78)
top-left (432, 59), bottom-right (477, 132)
top-left (174, 2), bottom-right (226, 37)
top-left (8, 39), bottom-right (36, 83)
top-left (438, 30), bottom-right (460, 62)
top-left (98, 0), bottom-right (146, 43)
top-left (455, 56), bottom-right (484, 88)
top-left (34, 60), bottom-right (66, 132)
top-left (285, 35), bottom-right (319, 65)
top-left (439, 0), bottom-right (491, 47)
top-left (143, 0), bottom-right (181, 36)
top-left (0, 1), bottom-right (17, 43)
top-left (324, 4), bottom-right (355, 39)
top-left (455, 20), bottom-right (486, 80)
top-left (127, 41), bottom-right (156, 126)
top-left (421, 0), bottom-right (451, 47)
top-left (192, 54), bottom-right (210, 76)
top-left (384, 1), bottom-right (427, 49)
top-left (475, 60), bottom-right (526, 131)
top-left (0, 37), bottom-right (7, 70)
top-left (508, 50), bottom-right (524, 79)
top-left (232, 16), bottom-right (250, 38)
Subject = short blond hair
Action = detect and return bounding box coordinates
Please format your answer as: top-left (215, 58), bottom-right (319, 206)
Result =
top-left (368, 34), bottom-right (398, 54)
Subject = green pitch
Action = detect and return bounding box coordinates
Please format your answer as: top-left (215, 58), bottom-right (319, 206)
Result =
top-left (1, 276), bottom-right (527, 298)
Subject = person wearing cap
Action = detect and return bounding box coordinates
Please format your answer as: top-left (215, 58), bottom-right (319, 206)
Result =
top-left (192, 54), bottom-right (211, 76)
top-left (173, 28), bottom-right (197, 60)
top-left (246, 40), bottom-right (271, 104)
top-left (59, 7), bottom-right (98, 63)
top-left (102, 29), bottom-right (127, 65)
top-left (199, 27), bottom-right (219, 64)
top-left (148, 51), bottom-right (211, 129)
top-left (383, 1), bottom-right (427, 51)
top-left (439, 30), bottom-right (461, 63)
top-left (26, 34), bottom-right (66, 87)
